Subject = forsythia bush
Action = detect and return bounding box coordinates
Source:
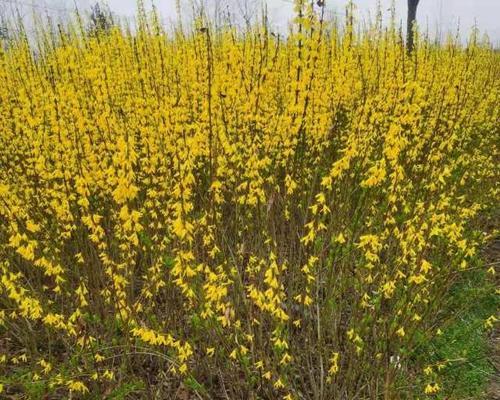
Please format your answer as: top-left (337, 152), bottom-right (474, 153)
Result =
top-left (0, 2), bottom-right (498, 398)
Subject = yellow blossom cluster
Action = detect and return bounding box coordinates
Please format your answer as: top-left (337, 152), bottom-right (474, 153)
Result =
top-left (0, 1), bottom-right (498, 398)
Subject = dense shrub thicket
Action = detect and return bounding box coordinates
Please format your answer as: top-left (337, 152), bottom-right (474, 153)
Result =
top-left (0, 1), bottom-right (498, 398)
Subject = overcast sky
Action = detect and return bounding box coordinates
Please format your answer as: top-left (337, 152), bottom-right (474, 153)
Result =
top-left (2, 1), bottom-right (499, 43)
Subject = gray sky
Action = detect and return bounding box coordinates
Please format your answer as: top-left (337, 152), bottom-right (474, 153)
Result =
top-left (2, 1), bottom-right (499, 43)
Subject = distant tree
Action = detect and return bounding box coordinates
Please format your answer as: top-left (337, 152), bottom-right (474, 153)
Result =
top-left (0, 15), bottom-right (9, 44)
top-left (407, 0), bottom-right (420, 52)
top-left (88, 2), bottom-right (114, 35)
top-left (0, 24), bottom-right (7, 41)
top-left (0, 4), bottom-right (8, 41)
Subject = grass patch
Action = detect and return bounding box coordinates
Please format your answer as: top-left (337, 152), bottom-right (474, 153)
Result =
top-left (418, 265), bottom-right (497, 399)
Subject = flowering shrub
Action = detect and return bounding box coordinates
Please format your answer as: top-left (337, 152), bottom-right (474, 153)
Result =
top-left (0, 2), bottom-right (498, 398)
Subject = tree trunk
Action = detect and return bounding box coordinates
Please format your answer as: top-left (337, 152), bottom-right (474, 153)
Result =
top-left (407, 0), bottom-right (420, 52)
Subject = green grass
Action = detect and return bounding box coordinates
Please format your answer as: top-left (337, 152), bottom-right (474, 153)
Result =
top-left (419, 265), bottom-right (497, 399)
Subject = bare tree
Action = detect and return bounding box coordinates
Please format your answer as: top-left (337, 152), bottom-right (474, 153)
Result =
top-left (236, 0), bottom-right (255, 29)
top-left (0, 4), bottom-right (9, 42)
top-left (0, 23), bottom-right (8, 41)
top-left (407, 0), bottom-right (420, 52)
top-left (88, 1), bottom-right (114, 35)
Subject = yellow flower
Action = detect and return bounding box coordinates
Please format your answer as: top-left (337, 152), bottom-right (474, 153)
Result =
top-left (484, 315), bottom-right (498, 329)
top-left (26, 221), bottom-right (41, 233)
top-left (274, 378), bottom-right (285, 389)
top-left (178, 363), bottom-right (188, 375)
top-left (206, 347), bottom-right (215, 357)
top-left (424, 383), bottom-right (440, 394)
top-left (67, 380), bottom-right (89, 394)
top-left (280, 353), bottom-right (292, 365)
top-left (103, 370), bottom-right (115, 380)
top-left (328, 352), bottom-right (340, 375)
top-left (335, 233), bottom-right (346, 244)
top-left (39, 359), bottom-right (52, 374)
top-left (421, 260), bottom-right (432, 273)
